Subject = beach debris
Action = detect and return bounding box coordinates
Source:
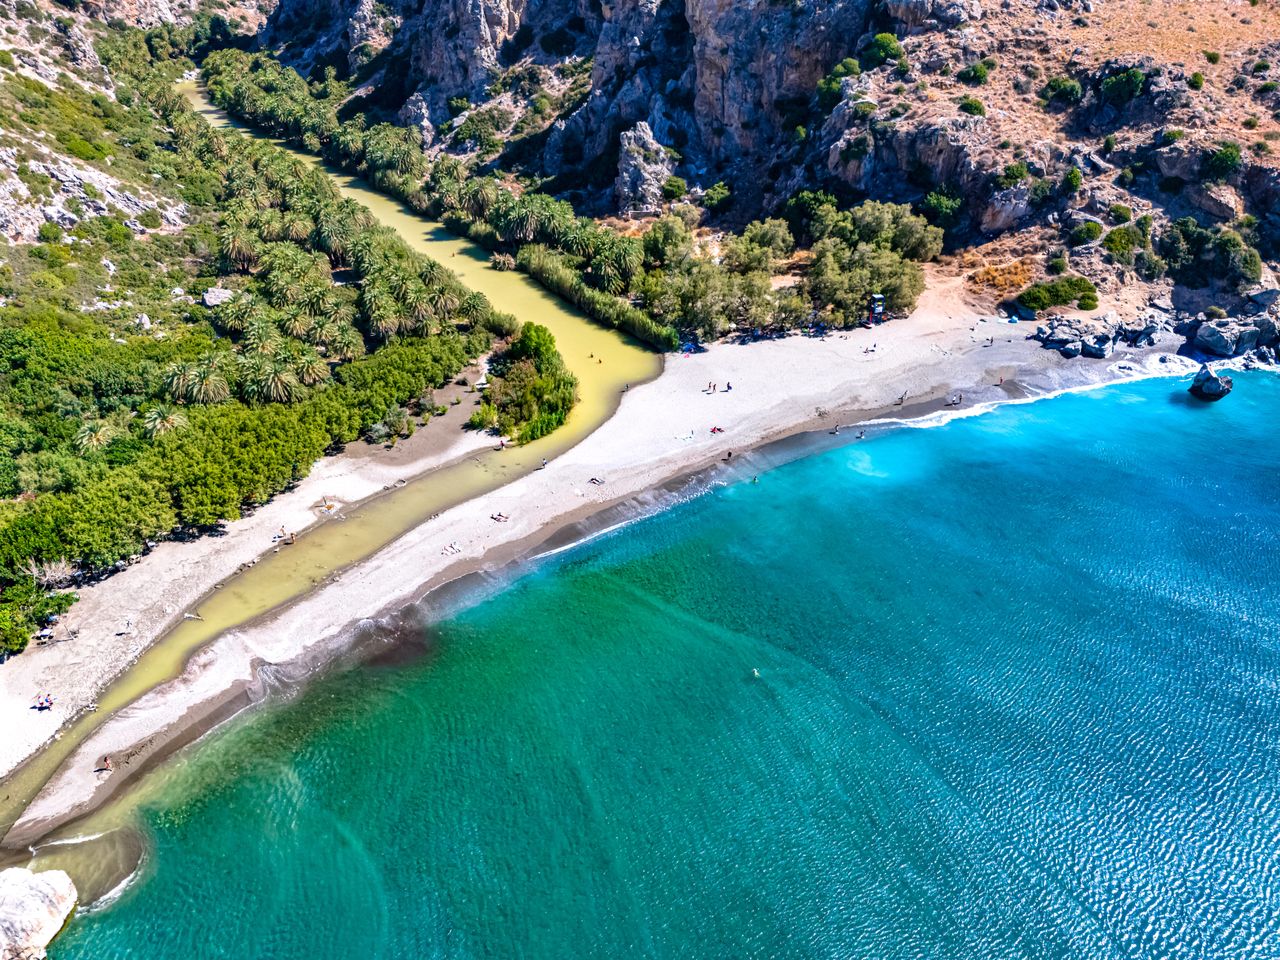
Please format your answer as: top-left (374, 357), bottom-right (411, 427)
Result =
top-left (1188, 363), bottom-right (1233, 402)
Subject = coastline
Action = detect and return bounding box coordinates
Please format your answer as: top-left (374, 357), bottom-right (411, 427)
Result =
top-left (1, 305), bottom-right (1202, 849)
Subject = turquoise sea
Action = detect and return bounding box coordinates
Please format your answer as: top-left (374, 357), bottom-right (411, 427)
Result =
top-left (54, 372), bottom-right (1280, 959)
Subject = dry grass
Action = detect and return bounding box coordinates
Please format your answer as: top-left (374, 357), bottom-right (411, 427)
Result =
top-left (967, 257), bottom-right (1036, 294)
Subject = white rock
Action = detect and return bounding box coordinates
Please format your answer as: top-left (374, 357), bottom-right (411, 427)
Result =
top-left (0, 867), bottom-right (77, 960)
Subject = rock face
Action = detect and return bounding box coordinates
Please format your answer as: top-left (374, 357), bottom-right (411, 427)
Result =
top-left (1188, 363), bottom-right (1232, 401)
top-left (613, 122), bottom-right (672, 213)
top-left (0, 868), bottom-right (77, 960)
top-left (884, 0), bottom-right (981, 31)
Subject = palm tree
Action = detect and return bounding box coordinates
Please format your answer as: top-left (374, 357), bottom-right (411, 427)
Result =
top-left (74, 420), bottom-right (115, 453)
top-left (281, 308), bottom-right (314, 340)
top-left (427, 285), bottom-right (460, 319)
top-left (218, 225), bottom-right (259, 272)
top-left (329, 325), bottom-right (366, 361)
top-left (164, 362), bottom-right (197, 402)
top-left (217, 294), bottom-right (257, 335)
top-left (143, 404), bottom-right (188, 438)
top-left (189, 358), bottom-right (231, 405)
top-left (296, 350), bottom-right (331, 386)
top-left (260, 361), bottom-right (302, 403)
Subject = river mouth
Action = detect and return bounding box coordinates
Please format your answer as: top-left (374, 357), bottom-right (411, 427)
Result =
top-left (0, 83), bottom-right (660, 873)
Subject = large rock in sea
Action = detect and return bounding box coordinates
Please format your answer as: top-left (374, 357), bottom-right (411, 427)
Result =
top-left (0, 867), bottom-right (77, 960)
top-left (1188, 363), bottom-right (1233, 401)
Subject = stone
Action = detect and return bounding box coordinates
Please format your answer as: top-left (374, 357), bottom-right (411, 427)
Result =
top-left (980, 183), bottom-right (1032, 233)
top-left (1188, 363), bottom-right (1233, 401)
top-left (1194, 318), bottom-right (1260, 357)
top-left (1185, 181), bottom-right (1244, 221)
top-left (613, 122), bottom-right (673, 214)
top-left (0, 867), bottom-right (77, 960)
top-left (397, 92), bottom-right (437, 150)
top-left (202, 287), bottom-right (235, 308)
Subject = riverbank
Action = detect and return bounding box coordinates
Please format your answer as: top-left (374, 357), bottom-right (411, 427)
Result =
top-left (2, 292), bottom-right (1200, 847)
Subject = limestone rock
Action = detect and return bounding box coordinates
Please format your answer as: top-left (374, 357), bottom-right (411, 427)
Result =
top-left (1034, 311), bottom-right (1155, 359)
top-left (1185, 182), bottom-right (1243, 221)
top-left (397, 92), bottom-right (437, 150)
top-left (0, 867), bottom-right (77, 960)
top-left (202, 287), bottom-right (235, 308)
top-left (981, 183), bottom-right (1031, 233)
top-left (1188, 363), bottom-right (1232, 401)
top-left (614, 122), bottom-right (672, 214)
top-left (884, 0), bottom-right (981, 31)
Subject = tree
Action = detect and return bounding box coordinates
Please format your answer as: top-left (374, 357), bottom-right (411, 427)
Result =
top-left (74, 421), bottom-right (115, 454)
top-left (143, 405), bottom-right (188, 438)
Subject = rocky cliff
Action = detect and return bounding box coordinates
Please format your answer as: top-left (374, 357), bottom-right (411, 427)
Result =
top-left (0, 868), bottom-right (77, 960)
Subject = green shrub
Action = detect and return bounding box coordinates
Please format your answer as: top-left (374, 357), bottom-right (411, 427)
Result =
top-left (662, 175), bottom-right (688, 200)
top-left (817, 57), bottom-right (860, 109)
top-left (0, 50), bottom-right (14, 69)
top-left (1160, 128), bottom-right (1185, 145)
top-left (36, 222), bottom-right (63, 243)
top-left (1102, 134), bottom-right (1117, 153)
top-left (1259, 81), bottom-right (1279, 94)
top-left (1188, 72), bottom-right (1205, 90)
top-left (1041, 76), bottom-right (1084, 104)
top-left (1205, 305), bottom-right (1228, 319)
top-left (1109, 203), bottom-right (1132, 223)
top-left (1203, 50), bottom-right (1221, 64)
top-left (1253, 60), bottom-right (1271, 74)
top-left (1047, 254), bottom-right (1068, 274)
top-left (1102, 225), bottom-right (1142, 263)
top-left (1077, 292), bottom-right (1099, 310)
top-left (958, 61), bottom-right (990, 85)
top-left (919, 188), bottom-right (964, 227)
top-left (704, 181), bottom-right (731, 211)
top-left (1202, 141), bottom-right (1242, 181)
top-left (861, 33), bottom-right (904, 69)
top-left (1101, 68), bottom-right (1146, 104)
top-left (1017, 274), bottom-right (1096, 311)
top-left (958, 96), bottom-right (986, 116)
top-left (995, 161), bottom-right (1029, 188)
top-left (1061, 166), bottom-right (1083, 194)
top-left (1069, 221), bottom-right (1104, 245)
top-left (138, 207), bottom-right (162, 229)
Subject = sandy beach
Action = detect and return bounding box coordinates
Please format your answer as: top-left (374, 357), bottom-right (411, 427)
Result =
top-left (1, 293), bottom-right (1199, 846)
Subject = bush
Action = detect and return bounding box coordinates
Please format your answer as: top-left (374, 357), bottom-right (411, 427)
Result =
top-left (1203, 50), bottom-right (1221, 64)
top-left (1069, 221), bottom-right (1104, 245)
top-left (1017, 274), bottom-right (1097, 312)
top-left (861, 33), bottom-right (904, 69)
top-left (1102, 134), bottom-right (1117, 153)
top-left (1047, 254), bottom-right (1068, 274)
top-left (958, 96), bottom-right (986, 116)
top-left (1205, 305), bottom-right (1228, 319)
top-left (1041, 76), bottom-right (1084, 104)
top-left (662, 175), bottom-right (688, 200)
top-left (1102, 225), bottom-right (1142, 263)
top-left (919, 188), bottom-right (964, 228)
top-left (995, 161), bottom-right (1029, 188)
top-left (1188, 72), bottom-right (1205, 90)
top-left (817, 57), bottom-right (861, 109)
top-left (1109, 203), bottom-right (1132, 223)
top-left (1060, 166), bottom-right (1083, 194)
top-left (704, 181), bottom-right (731, 211)
top-left (1077, 292), bottom-right (1099, 310)
top-left (1101, 68), bottom-right (1146, 105)
top-left (1202, 141), bottom-right (1242, 181)
top-left (36, 222), bottom-right (63, 243)
top-left (0, 50), bottom-right (14, 69)
top-left (138, 207), bottom-right (162, 229)
top-left (958, 61), bottom-right (989, 85)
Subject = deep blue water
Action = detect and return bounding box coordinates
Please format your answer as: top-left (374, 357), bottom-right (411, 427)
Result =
top-left (55, 372), bottom-right (1280, 959)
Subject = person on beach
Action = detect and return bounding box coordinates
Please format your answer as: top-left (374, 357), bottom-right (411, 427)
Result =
top-left (725, 382), bottom-right (732, 391)
top-left (102, 756), bottom-right (112, 772)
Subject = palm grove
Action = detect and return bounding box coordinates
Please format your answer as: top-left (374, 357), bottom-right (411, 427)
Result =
top-left (0, 26), bottom-right (570, 652)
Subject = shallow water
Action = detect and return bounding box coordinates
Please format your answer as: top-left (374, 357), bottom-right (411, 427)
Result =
top-left (0, 87), bottom-right (658, 843)
top-left (51, 372), bottom-right (1280, 958)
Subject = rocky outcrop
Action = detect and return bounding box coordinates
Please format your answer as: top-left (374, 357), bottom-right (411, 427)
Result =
top-left (1193, 315), bottom-right (1278, 357)
top-left (1084, 56), bottom-right (1191, 132)
top-left (0, 144), bottom-right (183, 243)
top-left (1034, 310), bottom-right (1162, 358)
top-left (397, 91), bottom-right (437, 149)
top-left (884, 0), bottom-right (981, 31)
top-left (614, 122), bottom-right (672, 214)
top-left (1188, 363), bottom-right (1232, 401)
top-left (981, 183), bottom-right (1031, 233)
top-left (1185, 181), bottom-right (1243, 221)
top-left (0, 868), bottom-right (77, 960)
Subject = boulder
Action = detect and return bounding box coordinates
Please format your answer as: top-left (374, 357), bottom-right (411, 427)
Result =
top-left (884, 0), bottom-right (980, 30)
top-left (202, 287), bottom-right (235, 308)
top-left (1194, 318), bottom-right (1260, 357)
top-left (1154, 140), bottom-right (1202, 181)
top-left (397, 92), bottom-right (437, 150)
top-left (613, 122), bottom-right (673, 214)
top-left (0, 867), bottom-right (77, 960)
top-left (981, 183), bottom-right (1032, 233)
top-left (1188, 363), bottom-right (1233, 401)
top-left (1185, 181), bottom-right (1243, 221)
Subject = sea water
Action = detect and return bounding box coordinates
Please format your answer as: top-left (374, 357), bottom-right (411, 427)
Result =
top-left (52, 372), bottom-right (1280, 959)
